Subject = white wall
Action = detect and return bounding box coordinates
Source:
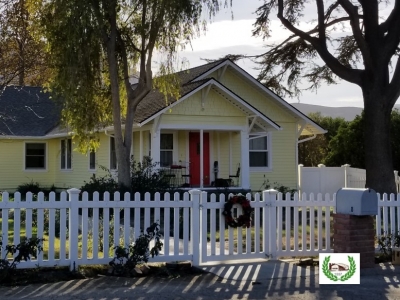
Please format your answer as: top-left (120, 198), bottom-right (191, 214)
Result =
top-left (298, 164), bottom-right (400, 195)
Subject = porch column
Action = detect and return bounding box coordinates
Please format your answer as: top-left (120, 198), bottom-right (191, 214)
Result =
top-left (139, 130), bottom-right (143, 162)
top-left (240, 130), bottom-right (250, 189)
top-left (200, 129), bottom-right (204, 188)
top-left (151, 130), bottom-right (160, 166)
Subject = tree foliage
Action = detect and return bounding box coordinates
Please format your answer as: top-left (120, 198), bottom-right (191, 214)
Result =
top-left (32, 0), bottom-right (230, 188)
top-left (324, 109), bottom-right (400, 171)
top-left (300, 110), bottom-right (400, 175)
top-left (0, 0), bottom-right (50, 86)
top-left (251, 0), bottom-right (400, 192)
top-left (298, 112), bottom-right (346, 166)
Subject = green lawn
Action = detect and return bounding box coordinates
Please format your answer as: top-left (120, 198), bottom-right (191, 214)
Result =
top-left (207, 208), bottom-right (334, 252)
top-left (0, 218), bottom-right (107, 260)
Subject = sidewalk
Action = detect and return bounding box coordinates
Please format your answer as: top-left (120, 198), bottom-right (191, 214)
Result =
top-left (201, 258), bottom-right (400, 280)
top-left (1, 260), bottom-right (400, 300)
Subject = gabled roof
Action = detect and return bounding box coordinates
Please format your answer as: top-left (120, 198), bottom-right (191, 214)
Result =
top-left (193, 59), bottom-right (327, 135)
top-left (137, 78), bottom-right (281, 131)
top-left (0, 86), bottom-right (61, 136)
top-left (0, 59), bottom-right (325, 137)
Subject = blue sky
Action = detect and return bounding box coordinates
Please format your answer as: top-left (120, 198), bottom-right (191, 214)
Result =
top-left (170, 0), bottom-right (389, 108)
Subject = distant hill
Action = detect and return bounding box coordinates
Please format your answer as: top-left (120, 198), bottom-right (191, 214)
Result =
top-left (290, 103), bottom-right (400, 121)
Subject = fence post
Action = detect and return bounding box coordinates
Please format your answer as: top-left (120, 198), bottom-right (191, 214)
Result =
top-left (394, 170), bottom-right (399, 193)
top-left (68, 188), bottom-right (80, 272)
top-left (189, 189), bottom-right (202, 266)
top-left (317, 164), bottom-right (325, 194)
top-left (298, 164), bottom-right (304, 196)
top-left (264, 189), bottom-right (278, 260)
top-left (342, 164), bottom-right (351, 188)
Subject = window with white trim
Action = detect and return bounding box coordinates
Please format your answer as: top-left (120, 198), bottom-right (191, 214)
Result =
top-left (61, 139), bottom-right (72, 170)
top-left (160, 133), bottom-right (173, 167)
top-left (110, 137), bottom-right (117, 170)
top-left (249, 135), bottom-right (269, 167)
top-left (25, 143), bottom-right (46, 169)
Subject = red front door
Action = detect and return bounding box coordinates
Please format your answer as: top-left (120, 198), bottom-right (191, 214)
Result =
top-left (189, 132), bottom-right (210, 186)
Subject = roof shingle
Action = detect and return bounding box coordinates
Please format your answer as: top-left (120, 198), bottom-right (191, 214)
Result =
top-left (0, 86), bottom-right (61, 136)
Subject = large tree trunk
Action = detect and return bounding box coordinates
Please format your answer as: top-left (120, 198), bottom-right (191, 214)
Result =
top-left (363, 88), bottom-right (396, 194)
top-left (105, 3), bottom-right (131, 190)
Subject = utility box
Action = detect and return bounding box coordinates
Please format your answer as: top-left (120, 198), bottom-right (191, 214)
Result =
top-left (336, 188), bottom-right (378, 215)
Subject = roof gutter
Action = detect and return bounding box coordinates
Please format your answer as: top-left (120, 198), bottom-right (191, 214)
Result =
top-left (297, 133), bottom-right (317, 144)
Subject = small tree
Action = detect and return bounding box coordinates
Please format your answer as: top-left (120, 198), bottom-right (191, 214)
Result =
top-left (32, 0), bottom-right (231, 189)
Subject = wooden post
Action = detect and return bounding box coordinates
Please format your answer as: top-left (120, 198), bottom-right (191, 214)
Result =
top-left (264, 189), bottom-right (278, 260)
top-left (190, 189), bottom-right (201, 266)
top-left (68, 188), bottom-right (80, 272)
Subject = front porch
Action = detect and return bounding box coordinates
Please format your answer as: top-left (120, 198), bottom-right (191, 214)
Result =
top-left (142, 128), bottom-right (249, 189)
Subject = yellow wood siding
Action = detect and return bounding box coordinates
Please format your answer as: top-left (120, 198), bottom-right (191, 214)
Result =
top-left (162, 89), bottom-right (247, 127)
top-left (213, 70), bottom-right (297, 122)
top-left (0, 139), bottom-right (56, 191)
top-left (206, 69), bottom-right (298, 190)
top-left (0, 133), bottom-right (111, 191)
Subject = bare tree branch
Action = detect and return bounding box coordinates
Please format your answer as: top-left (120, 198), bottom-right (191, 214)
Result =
top-left (316, 0), bottom-right (326, 42)
top-left (277, 0), bottom-right (362, 86)
top-left (387, 56), bottom-right (400, 108)
top-left (338, 0), bottom-right (371, 67)
top-left (379, 0), bottom-right (400, 33)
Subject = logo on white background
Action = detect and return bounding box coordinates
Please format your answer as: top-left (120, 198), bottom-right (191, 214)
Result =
top-left (319, 253), bottom-right (360, 284)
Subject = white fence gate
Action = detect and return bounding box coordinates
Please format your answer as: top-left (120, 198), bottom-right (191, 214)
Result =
top-left (1, 189), bottom-right (400, 270)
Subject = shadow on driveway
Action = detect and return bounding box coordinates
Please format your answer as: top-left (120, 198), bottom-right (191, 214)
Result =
top-left (1, 262), bottom-right (400, 299)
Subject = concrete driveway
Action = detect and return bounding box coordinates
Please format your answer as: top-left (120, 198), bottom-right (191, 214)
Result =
top-left (1, 260), bottom-right (400, 300)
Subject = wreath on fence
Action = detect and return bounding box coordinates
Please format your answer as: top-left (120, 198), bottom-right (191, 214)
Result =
top-left (222, 194), bottom-right (252, 228)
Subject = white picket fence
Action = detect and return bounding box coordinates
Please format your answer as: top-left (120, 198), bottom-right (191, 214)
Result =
top-left (1, 189), bottom-right (400, 270)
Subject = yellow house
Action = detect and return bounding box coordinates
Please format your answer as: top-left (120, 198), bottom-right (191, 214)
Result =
top-left (0, 59), bottom-right (326, 192)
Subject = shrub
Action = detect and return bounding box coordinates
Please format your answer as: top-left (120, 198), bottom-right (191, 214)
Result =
top-left (377, 233), bottom-right (400, 260)
top-left (80, 156), bottom-right (174, 197)
top-left (131, 156), bottom-right (171, 196)
top-left (16, 182), bottom-right (58, 199)
top-left (109, 222), bottom-right (163, 276)
top-left (16, 180), bottom-right (41, 195)
top-left (80, 166), bottom-right (119, 196)
top-left (259, 179), bottom-right (297, 195)
top-left (0, 237), bottom-right (44, 283)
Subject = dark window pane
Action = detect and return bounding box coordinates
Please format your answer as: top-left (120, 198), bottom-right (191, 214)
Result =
top-left (25, 143), bottom-right (46, 169)
top-left (67, 139), bottom-right (72, 169)
top-left (110, 137), bottom-right (117, 169)
top-left (160, 151), bottom-right (173, 167)
top-left (160, 134), bottom-right (173, 150)
top-left (26, 157), bottom-right (45, 168)
top-left (61, 140), bottom-right (66, 169)
top-left (90, 151), bottom-right (96, 169)
top-left (250, 152), bottom-right (268, 167)
top-left (249, 136), bottom-right (268, 150)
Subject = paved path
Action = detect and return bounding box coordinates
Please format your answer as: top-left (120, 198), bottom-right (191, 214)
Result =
top-left (1, 261), bottom-right (400, 299)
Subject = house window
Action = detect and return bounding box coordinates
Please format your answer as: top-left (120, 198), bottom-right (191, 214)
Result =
top-left (110, 137), bottom-right (117, 170)
top-left (249, 135), bottom-right (269, 167)
top-left (25, 143), bottom-right (46, 169)
top-left (89, 150), bottom-right (96, 170)
top-left (61, 139), bottom-right (72, 170)
top-left (160, 133), bottom-right (173, 167)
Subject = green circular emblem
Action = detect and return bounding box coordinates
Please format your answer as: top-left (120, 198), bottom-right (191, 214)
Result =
top-left (322, 255), bottom-right (356, 282)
